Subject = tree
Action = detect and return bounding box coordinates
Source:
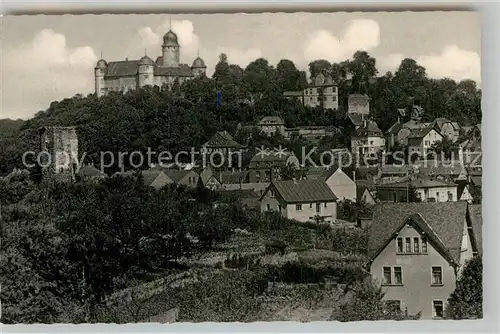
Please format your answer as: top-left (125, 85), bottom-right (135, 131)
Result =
top-left (333, 277), bottom-right (421, 321)
top-left (347, 51), bottom-right (378, 94)
top-left (308, 59), bottom-right (331, 78)
top-left (445, 256), bottom-right (483, 319)
top-left (276, 59), bottom-right (303, 92)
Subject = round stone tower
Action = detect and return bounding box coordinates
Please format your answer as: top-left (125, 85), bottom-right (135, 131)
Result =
top-left (162, 30), bottom-right (180, 67)
top-left (94, 58), bottom-right (107, 97)
top-left (138, 55), bottom-right (155, 87)
top-left (191, 56), bottom-right (207, 77)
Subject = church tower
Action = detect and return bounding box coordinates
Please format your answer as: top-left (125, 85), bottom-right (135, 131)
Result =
top-left (94, 57), bottom-right (107, 97)
top-left (162, 30), bottom-right (180, 67)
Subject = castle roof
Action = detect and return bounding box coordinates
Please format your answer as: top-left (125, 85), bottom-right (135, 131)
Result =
top-left (95, 59), bottom-right (107, 69)
top-left (163, 30), bottom-right (179, 45)
top-left (192, 56), bottom-right (206, 68)
top-left (104, 60), bottom-right (194, 78)
top-left (138, 55), bottom-right (155, 66)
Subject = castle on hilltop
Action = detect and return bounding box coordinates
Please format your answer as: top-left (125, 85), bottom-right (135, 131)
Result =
top-left (94, 27), bottom-right (207, 97)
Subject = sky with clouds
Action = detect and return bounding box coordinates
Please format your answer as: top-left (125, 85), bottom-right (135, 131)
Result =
top-left (1, 11), bottom-right (481, 120)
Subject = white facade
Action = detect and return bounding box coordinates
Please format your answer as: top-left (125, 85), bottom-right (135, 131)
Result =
top-left (324, 168), bottom-right (356, 202)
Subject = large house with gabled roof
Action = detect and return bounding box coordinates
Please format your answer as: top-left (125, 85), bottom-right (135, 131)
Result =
top-left (367, 202), bottom-right (482, 319)
top-left (260, 179), bottom-right (338, 223)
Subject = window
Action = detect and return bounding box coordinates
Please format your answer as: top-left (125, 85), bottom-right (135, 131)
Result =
top-left (413, 237), bottom-right (420, 253)
top-left (266, 204), bottom-right (271, 211)
top-left (433, 300), bottom-right (444, 318)
top-left (432, 266), bottom-right (443, 285)
top-left (405, 237), bottom-right (411, 253)
top-left (271, 190), bottom-right (276, 198)
top-left (310, 203), bottom-right (313, 209)
top-left (370, 140), bottom-right (374, 145)
top-left (436, 192), bottom-right (440, 202)
top-left (394, 267), bottom-right (402, 284)
top-left (324, 202), bottom-right (327, 208)
top-left (448, 192), bottom-right (453, 201)
top-left (316, 203), bottom-right (321, 213)
top-left (296, 204), bottom-right (302, 211)
top-left (383, 267), bottom-right (392, 285)
top-left (422, 237), bottom-right (428, 253)
top-left (278, 205), bottom-right (282, 211)
top-left (397, 237), bottom-right (403, 253)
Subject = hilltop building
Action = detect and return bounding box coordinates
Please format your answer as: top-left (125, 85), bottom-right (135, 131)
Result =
top-left (283, 73), bottom-right (339, 110)
top-left (94, 27), bottom-right (207, 97)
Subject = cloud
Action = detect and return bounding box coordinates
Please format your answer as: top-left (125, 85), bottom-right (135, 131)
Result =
top-left (304, 19), bottom-right (380, 63)
top-left (377, 46), bottom-right (481, 83)
top-left (378, 53), bottom-right (404, 72)
top-left (417, 45), bottom-right (481, 82)
top-left (135, 19), bottom-right (263, 75)
top-left (2, 29), bottom-right (97, 119)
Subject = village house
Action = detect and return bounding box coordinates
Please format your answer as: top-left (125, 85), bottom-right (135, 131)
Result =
top-left (202, 131), bottom-right (245, 160)
top-left (283, 73), bottom-right (339, 110)
top-left (256, 116), bottom-right (286, 137)
top-left (247, 150), bottom-right (300, 183)
top-left (394, 120), bottom-right (433, 147)
top-left (376, 174), bottom-right (458, 203)
top-left (350, 120), bottom-right (385, 157)
top-left (260, 179), bottom-right (338, 223)
top-left (320, 166), bottom-right (357, 202)
top-left (407, 127), bottom-right (443, 159)
top-left (414, 161), bottom-right (467, 182)
top-left (457, 182), bottom-right (476, 203)
top-left (367, 202), bottom-right (482, 319)
top-left (432, 118), bottom-right (461, 142)
top-left (199, 166), bottom-right (222, 190)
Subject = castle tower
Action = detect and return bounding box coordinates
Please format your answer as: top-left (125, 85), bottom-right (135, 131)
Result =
top-left (94, 58), bottom-right (107, 97)
top-left (162, 30), bottom-right (180, 67)
top-left (39, 126), bottom-right (79, 183)
top-left (137, 55), bottom-right (155, 87)
top-left (191, 55), bottom-right (207, 77)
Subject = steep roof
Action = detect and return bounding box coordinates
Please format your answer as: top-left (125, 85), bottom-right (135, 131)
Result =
top-left (416, 161), bottom-right (465, 176)
top-left (257, 116), bottom-right (285, 126)
top-left (432, 118), bottom-right (452, 130)
top-left (105, 60), bottom-right (139, 77)
top-left (467, 204), bottom-right (483, 255)
top-left (356, 184), bottom-right (375, 203)
top-left (353, 120), bottom-right (383, 137)
top-left (347, 113), bottom-right (364, 127)
top-left (203, 131), bottom-right (244, 148)
top-left (367, 202), bottom-right (469, 263)
top-left (77, 165), bottom-right (106, 178)
top-left (222, 189), bottom-right (260, 199)
top-left (220, 170), bottom-right (249, 184)
top-left (269, 179), bottom-right (338, 204)
top-left (154, 64), bottom-right (194, 77)
top-left (386, 121), bottom-right (403, 135)
top-left (377, 174), bottom-right (456, 189)
top-left (163, 169), bottom-right (193, 183)
top-left (104, 60), bottom-right (194, 78)
top-left (407, 126), bottom-right (437, 139)
top-left (141, 169), bottom-right (167, 186)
